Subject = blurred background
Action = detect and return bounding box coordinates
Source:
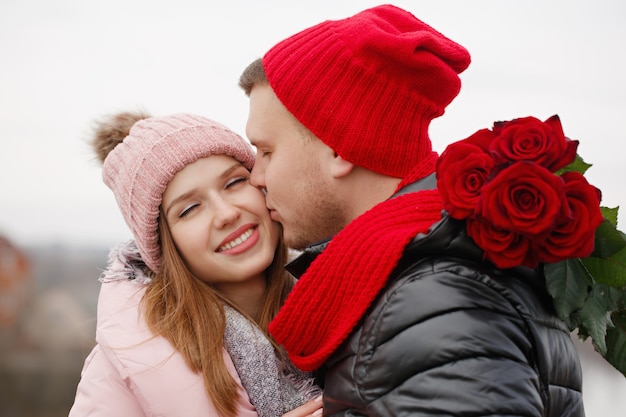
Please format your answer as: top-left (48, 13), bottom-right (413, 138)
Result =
top-left (1, 1), bottom-right (625, 416)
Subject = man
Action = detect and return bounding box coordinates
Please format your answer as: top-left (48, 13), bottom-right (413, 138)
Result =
top-left (239, 4), bottom-right (584, 416)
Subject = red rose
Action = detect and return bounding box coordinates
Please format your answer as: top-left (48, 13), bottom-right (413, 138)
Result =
top-left (459, 127), bottom-right (494, 151)
top-left (467, 218), bottom-right (538, 269)
top-left (436, 130), bottom-right (495, 219)
top-left (491, 115), bottom-right (578, 172)
top-left (476, 161), bottom-right (565, 238)
top-left (540, 171), bottom-right (603, 262)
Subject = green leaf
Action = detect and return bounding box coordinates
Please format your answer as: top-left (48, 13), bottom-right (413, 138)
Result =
top-left (578, 284), bottom-right (616, 355)
top-left (581, 251), bottom-right (626, 287)
top-left (592, 218), bottom-right (626, 258)
top-left (545, 259), bottom-right (591, 320)
top-left (605, 311), bottom-right (626, 375)
top-left (601, 206), bottom-right (619, 227)
top-left (559, 154), bottom-right (592, 175)
top-left (573, 311), bottom-right (588, 339)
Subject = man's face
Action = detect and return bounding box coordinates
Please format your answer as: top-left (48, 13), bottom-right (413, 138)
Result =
top-left (246, 84), bottom-right (346, 249)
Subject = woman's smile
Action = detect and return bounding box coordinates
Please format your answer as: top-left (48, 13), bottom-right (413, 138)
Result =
top-left (217, 225), bottom-right (258, 253)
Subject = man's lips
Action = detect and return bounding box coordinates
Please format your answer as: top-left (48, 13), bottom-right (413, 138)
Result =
top-left (268, 208), bottom-right (280, 222)
top-left (265, 198), bottom-right (281, 222)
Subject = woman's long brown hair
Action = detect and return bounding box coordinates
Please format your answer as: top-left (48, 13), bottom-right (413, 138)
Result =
top-left (142, 210), bottom-right (293, 417)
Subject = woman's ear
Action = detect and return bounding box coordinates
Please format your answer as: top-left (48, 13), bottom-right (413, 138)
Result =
top-left (330, 153), bottom-right (355, 178)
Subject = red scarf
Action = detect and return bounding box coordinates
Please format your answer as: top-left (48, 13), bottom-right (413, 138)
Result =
top-left (269, 153), bottom-right (443, 371)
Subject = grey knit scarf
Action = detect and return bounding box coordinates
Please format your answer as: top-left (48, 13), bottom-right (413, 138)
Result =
top-left (223, 306), bottom-right (322, 416)
top-left (101, 240), bottom-right (322, 417)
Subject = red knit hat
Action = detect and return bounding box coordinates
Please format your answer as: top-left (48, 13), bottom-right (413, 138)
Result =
top-left (263, 4), bottom-right (471, 178)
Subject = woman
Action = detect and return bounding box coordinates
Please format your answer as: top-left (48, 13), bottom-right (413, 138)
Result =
top-left (68, 112), bottom-right (322, 417)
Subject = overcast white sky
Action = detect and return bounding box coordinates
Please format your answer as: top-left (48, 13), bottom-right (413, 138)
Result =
top-left (1, 0), bottom-right (625, 249)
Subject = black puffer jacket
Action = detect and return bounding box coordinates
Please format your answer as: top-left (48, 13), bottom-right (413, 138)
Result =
top-left (287, 180), bottom-right (585, 416)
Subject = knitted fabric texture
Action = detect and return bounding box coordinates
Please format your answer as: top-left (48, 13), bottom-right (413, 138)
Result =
top-left (262, 4), bottom-right (470, 178)
top-left (223, 307), bottom-right (322, 416)
top-left (268, 153), bottom-right (443, 371)
top-left (102, 114), bottom-right (255, 273)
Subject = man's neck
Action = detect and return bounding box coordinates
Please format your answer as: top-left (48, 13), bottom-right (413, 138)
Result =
top-left (343, 166), bottom-right (402, 222)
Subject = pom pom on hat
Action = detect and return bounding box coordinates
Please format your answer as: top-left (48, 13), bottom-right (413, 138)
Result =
top-left (102, 113), bottom-right (255, 273)
top-left (263, 4), bottom-right (471, 178)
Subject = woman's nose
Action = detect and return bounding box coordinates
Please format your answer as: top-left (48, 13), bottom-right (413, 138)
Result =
top-left (212, 197), bottom-right (241, 229)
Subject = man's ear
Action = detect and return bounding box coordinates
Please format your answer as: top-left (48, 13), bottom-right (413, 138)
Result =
top-left (330, 153), bottom-right (355, 178)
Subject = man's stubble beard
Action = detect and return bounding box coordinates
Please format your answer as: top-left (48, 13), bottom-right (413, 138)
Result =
top-left (284, 167), bottom-right (348, 251)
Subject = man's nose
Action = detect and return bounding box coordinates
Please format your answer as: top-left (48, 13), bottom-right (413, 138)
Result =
top-left (249, 163), bottom-right (266, 190)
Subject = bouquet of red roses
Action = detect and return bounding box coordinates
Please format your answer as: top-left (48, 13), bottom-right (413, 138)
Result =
top-left (436, 115), bottom-right (602, 269)
top-left (436, 115), bottom-right (626, 376)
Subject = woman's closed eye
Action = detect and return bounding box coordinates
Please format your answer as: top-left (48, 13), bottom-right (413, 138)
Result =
top-left (179, 203), bottom-right (199, 218)
top-left (225, 176), bottom-right (249, 189)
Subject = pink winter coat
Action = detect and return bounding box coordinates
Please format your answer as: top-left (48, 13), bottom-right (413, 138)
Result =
top-left (68, 277), bottom-right (259, 417)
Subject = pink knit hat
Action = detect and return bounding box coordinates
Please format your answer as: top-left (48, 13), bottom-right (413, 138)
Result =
top-left (263, 4), bottom-right (471, 178)
top-left (102, 113), bottom-right (255, 273)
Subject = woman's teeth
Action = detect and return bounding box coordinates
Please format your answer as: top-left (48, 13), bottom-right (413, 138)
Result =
top-left (219, 228), bottom-right (254, 252)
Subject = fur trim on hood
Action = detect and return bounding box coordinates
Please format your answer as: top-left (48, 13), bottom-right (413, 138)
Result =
top-left (99, 239), bottom-right (152, 285)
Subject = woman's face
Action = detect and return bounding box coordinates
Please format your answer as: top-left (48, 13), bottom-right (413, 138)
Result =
top-left (161, 155), bottom-right (279, 288)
